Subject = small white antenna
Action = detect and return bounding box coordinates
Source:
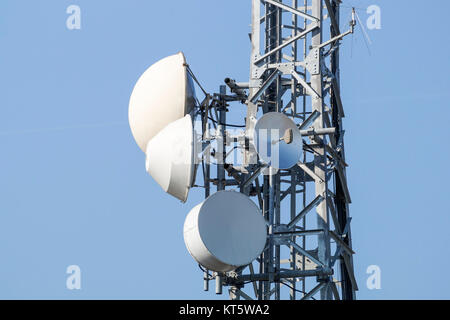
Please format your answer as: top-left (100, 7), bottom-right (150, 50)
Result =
top-left (254, 112), bottom-right (303, 170)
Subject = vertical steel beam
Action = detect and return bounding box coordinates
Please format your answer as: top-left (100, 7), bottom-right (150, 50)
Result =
top-left (289, 0), bottom-right (298, 293)
top-left (329, 0), bottom-right (356, 300)
top-left (217, 85), bottom-right (227, 192)
top-left (311, 0), bottom-right (332, 300)
top-left (245, 0), bottom-right (261, 167)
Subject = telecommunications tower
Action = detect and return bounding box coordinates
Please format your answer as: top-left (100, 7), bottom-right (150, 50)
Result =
top-left (129, 0), bottom-right (357, 300)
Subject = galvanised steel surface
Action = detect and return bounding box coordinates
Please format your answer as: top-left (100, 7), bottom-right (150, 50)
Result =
top-left (197, 0), bottom-right (357, 300)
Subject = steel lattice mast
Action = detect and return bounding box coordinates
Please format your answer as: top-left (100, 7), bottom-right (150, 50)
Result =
top-left (199, 0), bottom-right (357, 300)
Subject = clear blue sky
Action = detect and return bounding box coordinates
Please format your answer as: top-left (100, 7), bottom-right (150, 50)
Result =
top-left (0, 0), bottom-right (448, 299)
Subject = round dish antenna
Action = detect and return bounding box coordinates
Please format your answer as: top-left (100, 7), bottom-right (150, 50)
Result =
top-left (253, 112), bottom-right (302, 169)
top-left (145, 114), bottom-right (197, 202)
top-left (129, 52), bottom-right (196, 152)
top-left (183, 191), bottom-right (267, 272)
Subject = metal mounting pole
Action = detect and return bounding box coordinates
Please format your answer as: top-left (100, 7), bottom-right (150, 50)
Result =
top-left (310, 0), bottom-right (332, 300)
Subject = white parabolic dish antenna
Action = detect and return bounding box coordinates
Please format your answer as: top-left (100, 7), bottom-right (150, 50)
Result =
top-left (253, 112), bottom-right (302, 169)
top-left (183, 191), bottom-right (267, 272)
top-left (146, 114), bottom-right (196, 203)
top-left (129, 52), bottom-right (196, 152)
